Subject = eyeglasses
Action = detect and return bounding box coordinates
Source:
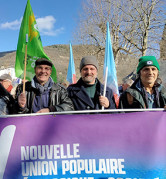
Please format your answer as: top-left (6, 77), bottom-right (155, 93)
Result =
top-left (36, 66), bottom-right (52, 71)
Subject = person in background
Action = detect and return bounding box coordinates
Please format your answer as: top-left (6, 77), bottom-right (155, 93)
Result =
top-left (118, 78), bottom-right (134, 95)
top-left (15, 58), bottom-right (74, 113)
top-left (119, 56), bottom-right (166, 109)
top-left (0, 74), bottom-right (16, 115)
top-left (67, 56), bottom-right (116, 110)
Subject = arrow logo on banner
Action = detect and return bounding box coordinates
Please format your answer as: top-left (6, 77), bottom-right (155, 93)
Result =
top-left (0, 125), bottom-right (16, 179)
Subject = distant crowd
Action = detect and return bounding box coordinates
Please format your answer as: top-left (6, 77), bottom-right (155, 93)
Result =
top-left (0, 55), bottom-right (166, 115)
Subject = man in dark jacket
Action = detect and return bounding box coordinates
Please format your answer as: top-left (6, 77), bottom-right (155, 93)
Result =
top-left (119, 56), bottom-right (166, 109)
top-left (16, 58), bottom-right (74, 113)
top-left (0, 74), bottom-right (16, 115)
top-left (67, 56), bottom-right (116, 110)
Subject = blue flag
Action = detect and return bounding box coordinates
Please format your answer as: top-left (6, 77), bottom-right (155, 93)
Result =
top-left (103, 22), bottom-right (119, 107)
top-left (67, 43), bottom-right (76, 84)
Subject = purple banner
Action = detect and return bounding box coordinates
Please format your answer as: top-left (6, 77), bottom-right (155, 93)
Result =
top-left (0, 111), bottom-right (166, 179)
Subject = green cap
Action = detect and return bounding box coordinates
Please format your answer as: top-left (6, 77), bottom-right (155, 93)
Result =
top-left (137, 56), bottom-right (160, 74)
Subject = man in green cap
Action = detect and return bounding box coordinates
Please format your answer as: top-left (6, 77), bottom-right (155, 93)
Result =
top-left (119, 56), bottom-right (166, 109)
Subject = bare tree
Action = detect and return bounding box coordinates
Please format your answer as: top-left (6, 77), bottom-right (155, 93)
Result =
top-left (118, 0), bottom-right (165, 56)
top-left (73, 0), bottom-right (166, 59)
top-left (160, 24), bottom-right (166, 60)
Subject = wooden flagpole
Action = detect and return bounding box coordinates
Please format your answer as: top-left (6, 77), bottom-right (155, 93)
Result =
top-left (102, 66), bottom-right (108, 110)
top-left (23, 34), bottom-right (28, 93)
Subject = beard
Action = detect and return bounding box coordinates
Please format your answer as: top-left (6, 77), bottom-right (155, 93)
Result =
top-left (82, 75), bottom-right (95, 84)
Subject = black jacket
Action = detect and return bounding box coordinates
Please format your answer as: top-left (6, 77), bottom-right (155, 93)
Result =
top-left (0, 83), bottom-right (16, 115)
top-left (67, 78), bottom-right (116, 110)
top-left (15, 81), bottom-right (74, 113)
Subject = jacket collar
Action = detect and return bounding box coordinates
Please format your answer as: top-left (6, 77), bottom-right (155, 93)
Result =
top-left (31, 76), bottom-right (53, 93)
top-left (76, 87), bottom-right (95, 108)
top-left (71, 78), bottom-right (105, 108)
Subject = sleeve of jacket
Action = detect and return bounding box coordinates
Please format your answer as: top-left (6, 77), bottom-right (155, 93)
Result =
top-left (106, 87), bottom-right (116, 109)
top-left (118, 92), bottom-right (127, 109)
top-left (49, 84), bottom-right (74, 112)
top-left (0, 98), bottom-right (8, 115)
top-left (160, 85), bottom-right (166, 107)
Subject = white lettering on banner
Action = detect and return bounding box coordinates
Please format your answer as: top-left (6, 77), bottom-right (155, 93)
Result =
top-left (108, 178), bottom-right (159, 179)
top-left (59, 178), bottom-right (94, 179)
top-left (55, 178), bottom-right (94, 179)
top-left (21, 143), bottom-right (127, 177)
top-left (22, 161), bottom-right (57, 176)
top-left (21, 143), bottom-right (80, 160)
top-left (0, 125), bottom-right (16, 179)
top-left (62, 159), bottom-right (126, 175)
top-left (49, 178), bottom-right (159, 179)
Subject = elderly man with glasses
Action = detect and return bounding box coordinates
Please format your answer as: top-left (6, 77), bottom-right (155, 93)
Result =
top-left (16, 58), bottom-right (74, 114)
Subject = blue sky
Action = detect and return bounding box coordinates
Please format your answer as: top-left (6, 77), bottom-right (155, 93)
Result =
top-left (0, 0), bottom-right (82, 52)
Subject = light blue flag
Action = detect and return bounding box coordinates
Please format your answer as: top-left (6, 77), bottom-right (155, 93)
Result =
top-left (67, 43), bottom-right (76, 84)
top-left (103, 22), bottom-right (119, 107)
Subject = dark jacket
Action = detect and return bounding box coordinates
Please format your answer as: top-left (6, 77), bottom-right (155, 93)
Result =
top-left (0, 83), bottom-right (16, 115)
top-left (15, 80), bottom-right (74, 113)
top-left (119, 78), bottom-right (166, 109)
top-left (67, 78), bottom-right (116, 110)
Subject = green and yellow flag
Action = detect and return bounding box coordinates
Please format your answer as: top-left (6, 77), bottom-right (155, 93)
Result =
top-left (15, 0), bottom-right (57, 82)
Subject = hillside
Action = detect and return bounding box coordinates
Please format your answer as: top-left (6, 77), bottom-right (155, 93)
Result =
top-left (0, 45), bottom-right (165, 86)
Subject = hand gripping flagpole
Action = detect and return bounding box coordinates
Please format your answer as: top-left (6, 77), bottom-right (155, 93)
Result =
top-left (102, 66), bottom-right (108, 110)
top-left (23, 34), bottom-right (28, 93)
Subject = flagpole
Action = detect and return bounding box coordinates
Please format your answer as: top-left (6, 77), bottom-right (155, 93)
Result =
top-left (102, 66), bottom-right (108, 110)
top-left (23, 34), bottom-right (28, 93)
top-left (103, 22), bottom-right (120, 109)
top-left (67, 42), bottom-right (76, 84)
